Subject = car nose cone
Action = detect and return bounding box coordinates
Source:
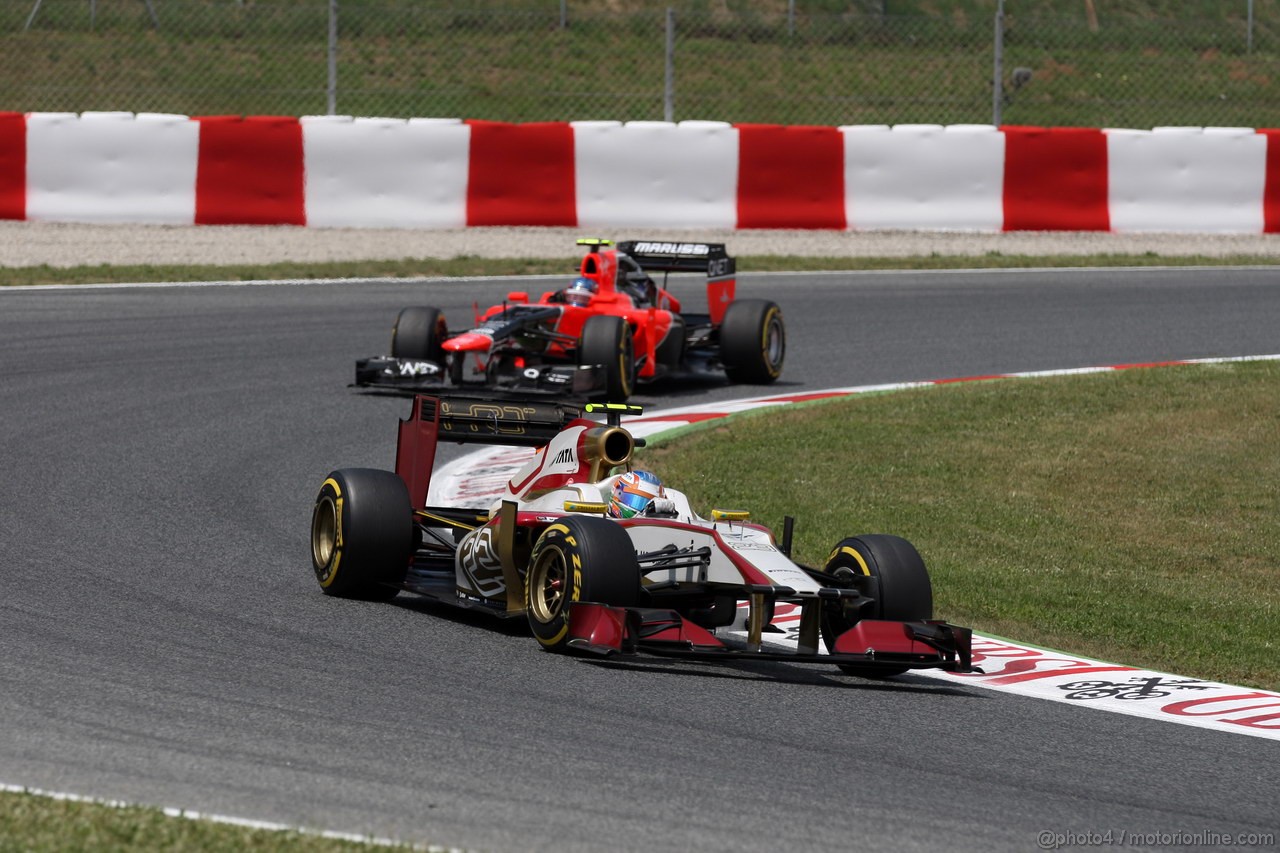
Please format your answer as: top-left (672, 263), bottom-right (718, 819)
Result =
top-left (443, 332), bottom-right (493, 353)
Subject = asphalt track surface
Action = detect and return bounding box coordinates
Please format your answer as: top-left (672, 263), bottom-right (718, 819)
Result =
top-left (3, 268), bottom-right (1279, 852)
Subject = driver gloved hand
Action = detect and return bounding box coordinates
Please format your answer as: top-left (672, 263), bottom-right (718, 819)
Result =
top-left (646, 498), bottom-right (679, 517)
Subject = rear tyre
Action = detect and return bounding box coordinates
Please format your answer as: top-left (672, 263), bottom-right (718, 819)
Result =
top-left (391, 307), bottom-right (447, 363)
top-left (525, 517), bottom-right (640, 651)
top-left (820, 534), bottom-right (933, 677)
top-left (310, 468), bottom-right (414, 600)
top-left (579, 314), bottom-right (636, 402)
top-left (720, 299), bottom-right (785, 384)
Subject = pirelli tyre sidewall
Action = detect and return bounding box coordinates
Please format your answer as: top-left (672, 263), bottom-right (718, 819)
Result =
top-left (391, 306), bottom-right (447, 362)
top-left (311, 468), bottom-right (414, 600)
top-left (719, 299), bottom-right (785, 384)
top-left (524, 516), bottom-right (641, 650)
top-left (578, 314), bottom-right (636, 402)
top-left (821, 534), bottom-right (933, 677)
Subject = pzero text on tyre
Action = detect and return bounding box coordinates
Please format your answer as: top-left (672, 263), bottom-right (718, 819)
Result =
top-left (820, 534), bottom-right (933, 677)
top-left (719, 298), bottom-right (785, 384)
top-left (525, 516), bottom-right (641, 650)
top-left (578, 314), bottom-right (636, 402)
top-left (311, 468), bottom-right (414, 601)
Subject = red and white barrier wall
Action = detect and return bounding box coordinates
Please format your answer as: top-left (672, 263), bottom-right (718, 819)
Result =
top-left (4, 111), bottom-right (1280, 233)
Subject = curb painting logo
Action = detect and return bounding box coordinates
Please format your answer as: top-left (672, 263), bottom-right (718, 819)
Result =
top-left (1058, 676), bottom-right (1213, 701)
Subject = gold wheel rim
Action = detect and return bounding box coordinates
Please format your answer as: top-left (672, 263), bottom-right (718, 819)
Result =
top-left (528, 546), bottom-right (567, 623)
top-left (311, 496), bottom-right (337, 569)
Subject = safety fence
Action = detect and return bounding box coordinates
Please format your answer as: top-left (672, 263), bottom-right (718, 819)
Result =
top-left (4, 112), bottom-right (1280, 234)
top-left (4, 2), bottom-right (1280, 128)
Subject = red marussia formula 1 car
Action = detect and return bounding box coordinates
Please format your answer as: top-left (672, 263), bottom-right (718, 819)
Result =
top-left (354, 239), bottom-right (785, 401)
top-left (309, 394), bottom-right (975, 675)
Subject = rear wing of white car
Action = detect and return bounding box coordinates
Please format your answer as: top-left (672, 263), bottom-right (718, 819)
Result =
top-left (394, 394), bottom-right (642, 510)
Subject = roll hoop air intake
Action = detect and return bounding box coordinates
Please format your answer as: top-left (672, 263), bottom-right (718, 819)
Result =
top-left (579, 425), bottom-right (635, 482)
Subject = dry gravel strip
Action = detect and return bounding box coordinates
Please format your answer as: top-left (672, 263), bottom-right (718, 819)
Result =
top-left (6, 221), bottom-right (1280, 268)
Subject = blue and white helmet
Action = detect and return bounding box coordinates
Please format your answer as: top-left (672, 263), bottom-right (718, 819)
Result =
top-left (564, 276), bottom-right (597, 307)
top-left (608, 470), bottom-right (665, 519)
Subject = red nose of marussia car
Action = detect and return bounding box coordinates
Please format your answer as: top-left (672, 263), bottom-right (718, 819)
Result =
top-left (442, 332), bottom-right (492, 353)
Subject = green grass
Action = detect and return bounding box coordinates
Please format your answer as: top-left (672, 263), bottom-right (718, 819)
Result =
top-left (0, 789), bottom-right (405, 852)
top-left (640, 359), bottom-right (1280, 692)
top-left (6, 251), bottom-right (1280, 287)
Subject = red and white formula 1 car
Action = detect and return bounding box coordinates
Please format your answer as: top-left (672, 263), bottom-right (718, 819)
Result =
top-left (354, 239), bottom-right (785, 402)
top-left (309, 395), bottom-right (974, 675)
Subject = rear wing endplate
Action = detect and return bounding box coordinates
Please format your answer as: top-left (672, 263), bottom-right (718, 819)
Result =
top-left (396, 395), bottom-right (586, 509)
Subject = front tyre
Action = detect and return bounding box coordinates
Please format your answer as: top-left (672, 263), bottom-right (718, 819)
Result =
top-left (821, 534), bottom-right (933, 677)
top-left (720, 299), bottom-right (785, 384)
top-left (579, 314), bottom-right (636, 402)
top-left (311, 468), bottom-right (414, 600)
top-left (525, 517), bottom-right (640, 651)
top-left (391, 306), bottom-right (447, 362)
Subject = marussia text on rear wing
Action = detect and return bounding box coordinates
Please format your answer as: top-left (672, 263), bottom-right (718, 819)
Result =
top-left (616, 240), bottom-right (735, 279)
